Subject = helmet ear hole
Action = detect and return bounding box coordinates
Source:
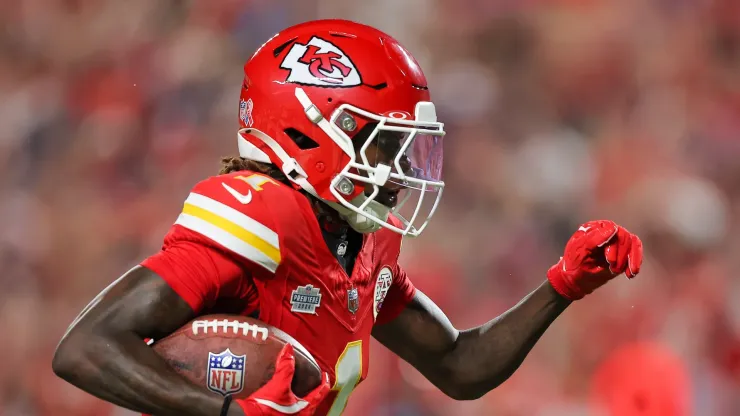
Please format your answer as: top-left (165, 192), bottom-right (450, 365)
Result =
top-left (284, 128), bottom-right (319, 150)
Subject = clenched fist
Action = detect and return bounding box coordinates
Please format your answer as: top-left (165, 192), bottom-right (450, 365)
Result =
top-left (547, 220), bottom-right (644, 301)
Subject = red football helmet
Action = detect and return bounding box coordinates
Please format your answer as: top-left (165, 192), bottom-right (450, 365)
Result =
top-left (237, 19), bottom-right (444, 237)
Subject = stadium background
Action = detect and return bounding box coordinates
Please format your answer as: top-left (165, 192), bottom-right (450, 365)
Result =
top-left (1, 0), bottom-right (739, 414)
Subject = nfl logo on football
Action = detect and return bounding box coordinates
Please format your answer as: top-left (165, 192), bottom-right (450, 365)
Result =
top-left (207, 349), bottom-right (246, 396)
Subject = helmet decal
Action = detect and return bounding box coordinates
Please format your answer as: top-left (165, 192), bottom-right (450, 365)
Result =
top-left (239, 98), bottom-right (254, 128)
top-left (279, 36), bottom-right (362, 88)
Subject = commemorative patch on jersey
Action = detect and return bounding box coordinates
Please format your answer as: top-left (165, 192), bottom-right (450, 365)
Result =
top-left (279, 36), bottom-right (362, 87)
top-left (207, 349), bottom-right (246, 396)
top-left (373, 267), bottom-right (393, 321)
top-left (290, 284), bottom-right (322, 314)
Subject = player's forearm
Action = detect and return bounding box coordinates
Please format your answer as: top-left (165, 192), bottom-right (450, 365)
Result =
top-left (54, 267), bottom-right (248, 415)
top-left (443, 280), bottom-right (570, 399)
top-left (53, 331), bottom-right (245, 416)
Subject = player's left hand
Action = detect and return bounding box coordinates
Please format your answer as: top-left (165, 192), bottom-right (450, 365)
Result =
top-left (547, 220), bottom-right (643, 301)
top-left (236, 344), bottom-right (331, 415)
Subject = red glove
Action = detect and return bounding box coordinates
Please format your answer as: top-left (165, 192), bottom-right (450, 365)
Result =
top-left (547, 220), bottom-right (643, 301)
top-left (237, 344), bottom-right (330, 415)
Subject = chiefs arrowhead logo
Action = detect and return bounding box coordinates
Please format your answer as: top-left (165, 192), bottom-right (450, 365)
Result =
top-left (373, 267), bottom-right (393, 321)
top-left (280, 37), bottom-right (362, 88)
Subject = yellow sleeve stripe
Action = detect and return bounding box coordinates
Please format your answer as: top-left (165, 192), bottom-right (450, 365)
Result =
top-left (181, 203), bottom-right (281, 263)
top-left (186, 192), bottom-right (279, 247)
top-left (174, 192), bottom-right (281, 273)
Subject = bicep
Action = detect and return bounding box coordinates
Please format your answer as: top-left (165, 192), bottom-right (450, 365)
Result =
top-left (372, 290), bottom-right (459, 376)
top-left (64, 266), bottom-right (195, 341)
top-left (141, 237), bottom-right (248, 313)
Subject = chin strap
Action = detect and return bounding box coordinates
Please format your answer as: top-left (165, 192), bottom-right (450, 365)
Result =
top-left (325, 194), bottom-right (390, 234)
top-left (294, 88), bottom-right (355, 157)
top-left (238, 128), bottom-right (320, 198)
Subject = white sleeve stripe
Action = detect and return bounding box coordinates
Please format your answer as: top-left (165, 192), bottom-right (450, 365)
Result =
top-left (185, 192), bottom-right (279, 248)
top-left (175, 213), bottom-right (278, 273)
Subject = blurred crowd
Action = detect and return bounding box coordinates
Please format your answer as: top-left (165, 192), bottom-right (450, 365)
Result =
top-left (2, 0), bottom-right (740, 414)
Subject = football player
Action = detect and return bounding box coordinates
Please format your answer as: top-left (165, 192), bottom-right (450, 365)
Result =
top-left (53, 19), bottom-right (643, 416)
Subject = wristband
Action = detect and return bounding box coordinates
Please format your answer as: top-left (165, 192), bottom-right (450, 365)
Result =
top-left (220, 395), bottom-right (233, 416)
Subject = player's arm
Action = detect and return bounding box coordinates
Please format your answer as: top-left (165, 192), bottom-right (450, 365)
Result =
top-left (52, 265), bottom-right (246, 416)
top-left (53, 174), bottom-right (280, 416)
top-left (373, 221), bottom-right (643, 400)
top-left (373, 282), bottom-right (567, 400)
top-left (54, 173), bottom-right (329, 416)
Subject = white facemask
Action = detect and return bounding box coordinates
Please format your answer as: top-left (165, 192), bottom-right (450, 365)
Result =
top-left (238, 88), bottom-right (445, 238)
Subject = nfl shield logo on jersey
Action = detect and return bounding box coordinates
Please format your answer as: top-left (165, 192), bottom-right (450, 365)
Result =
top-left (207, 349), bottom-right (246, 396)
top-left (347, 286), bottom-right (359, 314)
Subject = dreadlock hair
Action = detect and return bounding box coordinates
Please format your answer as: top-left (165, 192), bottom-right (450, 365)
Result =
top-left (219, 156), bottom-right (291, 186)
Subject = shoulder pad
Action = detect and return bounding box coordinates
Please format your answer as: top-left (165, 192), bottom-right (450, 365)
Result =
top-left (174, 171), bottom-right (290, 273)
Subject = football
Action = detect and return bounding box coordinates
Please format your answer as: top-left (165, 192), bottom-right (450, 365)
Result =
top-left (151, 314), bottom-right (322, 398)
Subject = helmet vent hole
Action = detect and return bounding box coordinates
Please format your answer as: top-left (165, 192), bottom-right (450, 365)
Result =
top-left (366, 82), bottom-right (387, 90)
top-left (284, 128), bottom-right (320, 150)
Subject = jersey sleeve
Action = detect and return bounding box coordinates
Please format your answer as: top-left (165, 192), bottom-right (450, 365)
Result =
top-left (141, 236), bottom-right (249, 313)
top-left (141, 172), bottom-right (283, 312)
top-left (374, 263), bottom-right (416, 326)
top-left (172, 173), bottom-right (283, 275)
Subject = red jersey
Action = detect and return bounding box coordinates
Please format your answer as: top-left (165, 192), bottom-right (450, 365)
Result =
top-left (141, 171), bottom-right (416, 415)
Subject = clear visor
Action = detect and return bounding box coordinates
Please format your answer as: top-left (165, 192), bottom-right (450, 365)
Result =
top-left (329, 105), bottom-right (445, 237)
top-left (367, 124), bottom-right (444, 183)
top-left (337, 112), bottom-right (444, 182)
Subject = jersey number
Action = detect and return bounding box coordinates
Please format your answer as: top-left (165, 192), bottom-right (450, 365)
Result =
top-left (234, 174), bottom-right (277, 191)
top-left (327, 341), bottom-right (362, 416)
